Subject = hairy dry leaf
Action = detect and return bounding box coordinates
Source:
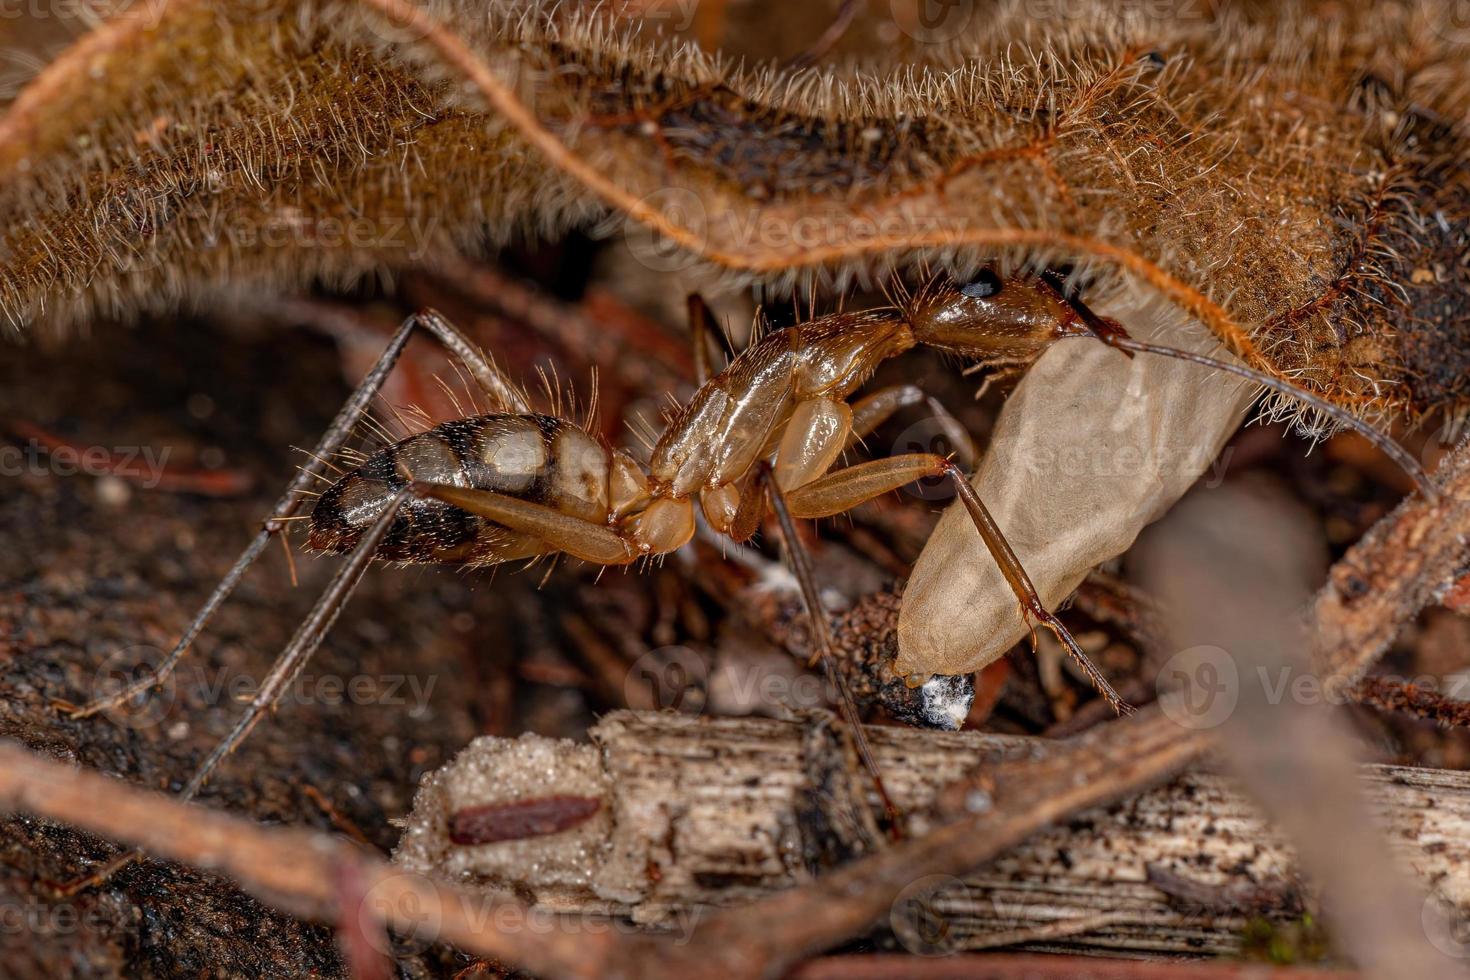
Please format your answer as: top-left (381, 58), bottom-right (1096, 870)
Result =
top-left (0, 0), bottom-right (1467, 430)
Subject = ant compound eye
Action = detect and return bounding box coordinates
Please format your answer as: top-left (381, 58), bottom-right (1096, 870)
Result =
top-left (959, 269), bottom-right (1003, 299)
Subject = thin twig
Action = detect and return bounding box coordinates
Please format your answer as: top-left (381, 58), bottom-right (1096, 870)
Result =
top-left (1312, 436), bottom-right (1470, 691)
top-left (0, 740), bottom-right (605, 980)
top-left (1350, 675), bottom-right (1470, 728)
top-left (790, 953), bottom-right (1357, 980)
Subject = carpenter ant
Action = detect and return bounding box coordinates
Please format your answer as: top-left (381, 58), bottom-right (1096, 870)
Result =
top-left (53, 268), bottom-right (1434, 889)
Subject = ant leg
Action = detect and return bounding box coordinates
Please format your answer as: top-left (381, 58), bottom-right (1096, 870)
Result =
top-left (758, 464), bottom-right (903, 838)
top-left (409, 483), bottom-right (641, 564)
top-left (786, 454), bottom-right (1130, 714)
top-left (61, 315), bottom-right (424, 719)
top-left (53, 490), bottom-right (412, 895)
top-left (847, 385), bottom-right (975, 469)
top-left (64, 309), bottom-right (520, 721)
top-left (686, 294), bottom-right (735, 385)
top-left (413, 309), bottom-right (530, 414)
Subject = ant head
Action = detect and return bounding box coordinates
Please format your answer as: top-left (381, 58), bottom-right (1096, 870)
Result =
top-left (905, 269), bottom-right (1092, 361)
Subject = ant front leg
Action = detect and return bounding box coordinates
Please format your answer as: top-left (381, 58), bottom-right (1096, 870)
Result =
top-left (785, 454), bottom-right (1130, 714)
top-left (846, 385), bottom-right (975, 470)
top-left (686, 294), bottom-right (736, 386)
top-left (759, 465), bottom-right (903, 838)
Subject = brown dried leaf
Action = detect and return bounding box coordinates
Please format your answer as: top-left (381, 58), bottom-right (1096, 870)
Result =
top-left (1, 0), bottom-right (1467, 425)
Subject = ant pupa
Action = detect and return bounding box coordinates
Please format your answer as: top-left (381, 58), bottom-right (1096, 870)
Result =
top-left (52, 268), bottom-right (1435, 890)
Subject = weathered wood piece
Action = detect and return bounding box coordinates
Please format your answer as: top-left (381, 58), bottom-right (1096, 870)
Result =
top-left (395, 711), bottom-right (1470, 958)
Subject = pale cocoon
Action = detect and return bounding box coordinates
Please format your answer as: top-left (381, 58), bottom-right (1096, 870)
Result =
top-left (895, 284), bottom-right (1257, 679)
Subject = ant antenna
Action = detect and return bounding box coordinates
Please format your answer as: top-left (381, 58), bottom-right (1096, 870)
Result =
top-left (1042, 272), bottom-right (1438, 499)
top-left (1091, 336), bottom-right (1436, 500)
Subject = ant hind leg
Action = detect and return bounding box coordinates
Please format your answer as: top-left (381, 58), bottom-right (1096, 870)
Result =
top-left (52, 489), bottom-right (412, 894)
top-left (759, 465), bottom-right (904, 837)
top-left (62, 309), bottom-right (521, 723)
top-left (784, 453), bottom-right (1131, 714)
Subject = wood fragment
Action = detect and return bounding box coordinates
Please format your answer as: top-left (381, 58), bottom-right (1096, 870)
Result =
top-left (391, 710), bottom-right (1470, 959)
top-left (1312, 437), bottom-right (1470, 690)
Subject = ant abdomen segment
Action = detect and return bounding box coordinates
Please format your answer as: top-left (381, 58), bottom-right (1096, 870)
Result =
top-left (309, 413), bottom-right (639, 565)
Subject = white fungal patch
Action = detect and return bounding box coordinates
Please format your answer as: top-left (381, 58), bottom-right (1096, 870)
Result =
top-left (918, 674), bottom-right (975, 731)
top-left (897, 280), bottom-right (1258, 680)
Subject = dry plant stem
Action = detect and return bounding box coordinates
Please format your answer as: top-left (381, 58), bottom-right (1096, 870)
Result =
top-left (0, 740), bottom-right (603, 980)
top-left (352, 0), bottom-right (1270, 374)
top-left (1351, 676), bottom-right (1470, 728)
top-left (791, 956), bottom-right (1357, 980)
top-left (1312, 436), bottom-right (1470, 691)
top-left (0, 710), bottom-right (1205, 980)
